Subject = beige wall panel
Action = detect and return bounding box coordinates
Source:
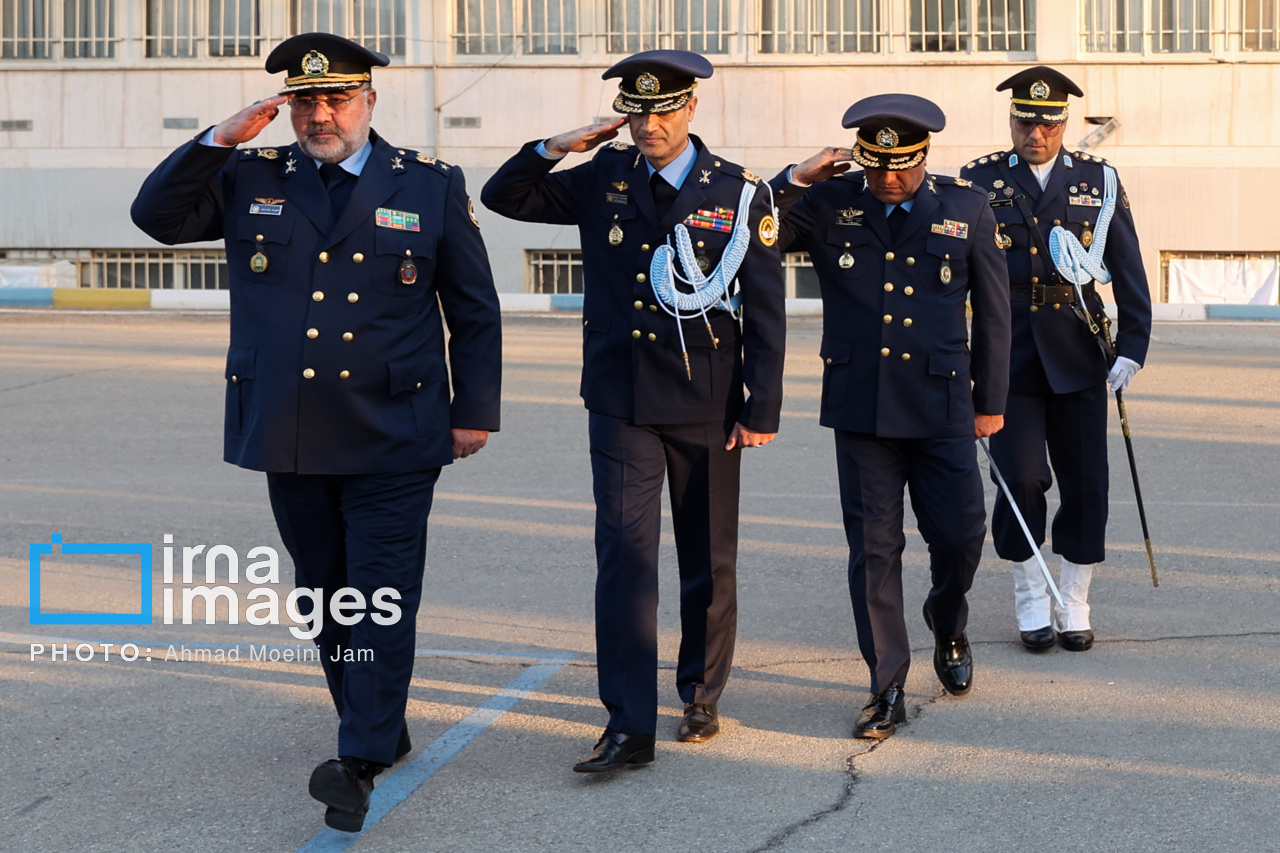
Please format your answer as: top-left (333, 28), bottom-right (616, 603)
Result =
top-left (63, 71), bottom-right (125, 149)
top-left (0, 72), bottom-right (61, 152)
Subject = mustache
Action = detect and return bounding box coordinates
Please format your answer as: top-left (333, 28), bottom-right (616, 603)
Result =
top-left (305, 123), bottom-right (340, 136)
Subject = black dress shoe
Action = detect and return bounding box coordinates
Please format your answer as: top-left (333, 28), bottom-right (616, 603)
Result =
top-left (676, 703), bottom-right (720, 743)
top-left (923, 608), bottom-right (974, 696)
top-left (309, 757), bottom-right (378, 832)
top-left (1020, 625), bottom-right (1056, 651)
top-left (572, 729), bottom-right (655, 773)
top-left (395, 722), bottom-right (412, 761)
top-left (1059, 629), bottom-right (1095, 651)
top-left (853, 683), bottom-right (906, 740)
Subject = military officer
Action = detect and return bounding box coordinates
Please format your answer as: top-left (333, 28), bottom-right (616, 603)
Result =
top-left (769, 95), bottom-right (1011, 739)
top-left (131, 33), bottom-right (501, 832)
top-left (481, 50), bottom-right (785, 772)
top-left (962, 67), bottom-right (1152, 654)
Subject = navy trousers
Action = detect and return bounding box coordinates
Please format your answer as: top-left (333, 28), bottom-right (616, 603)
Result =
top-left (266, 468), bottom-right (440, 766)
top-left (834, 431), bottom-right (986, 693)
top-left (588, 412), bottom-right (741, 736)
top-left (989, 383), bottom-right (1109, 565)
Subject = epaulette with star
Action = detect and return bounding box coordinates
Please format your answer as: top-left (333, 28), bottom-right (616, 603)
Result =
top-left (392, 148), bottom-right (453, 174)
top-left (963, 151), bottom-right (1008, 170)
top-left (931, 173), bottom-right (984, 194)
top-left (1072, 150), bottom-right (1109, 165)
top-left (241, 147), bottom-right (284, 161)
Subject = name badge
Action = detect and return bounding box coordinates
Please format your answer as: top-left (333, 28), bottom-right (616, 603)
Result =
top-left (605, 193), bottom-right (629, 205)
top-left (931, 219), bottom-right (970, 239)
top-left (376, 208), bottom-right (421, 231)
top-left (249, 203), bottom-right (283, 216)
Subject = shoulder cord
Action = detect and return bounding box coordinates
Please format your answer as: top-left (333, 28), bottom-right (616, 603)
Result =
top-left (1049, 165), bottom-right (1117, 287)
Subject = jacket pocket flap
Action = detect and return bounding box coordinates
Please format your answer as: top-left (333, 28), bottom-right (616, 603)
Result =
top-left (926, 232), bottom-right (966, 257)
top-left (820, 340), bottom-right (852, 364)
top-left (928, 351), bottom-right (970, 378)
top-left (388, 354), bottom-right (447, 395)
top-left (375, 228), bottom-right (436, 259)
top-left (236, 218), bottom-right (294, 245)
top-left (826, 224), bottom-right (872, 248)
top-left (225, 345), bottom-right (256, 381)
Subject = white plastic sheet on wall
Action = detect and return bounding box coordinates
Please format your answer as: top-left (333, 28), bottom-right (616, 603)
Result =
top-left (1167, 256), bottom-right (1279, 305)
top-left (0, 261), bottom-right (77, 289)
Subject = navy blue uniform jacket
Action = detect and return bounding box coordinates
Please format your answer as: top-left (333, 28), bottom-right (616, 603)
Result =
top-left (962, 150), bottom-right (1151, 395)
top-left (480, 137), bottom-right (785, 432)
top-left (771, 171), bottom-right (1010, 439)
top-left (131, 131), bottom-right (502, 475)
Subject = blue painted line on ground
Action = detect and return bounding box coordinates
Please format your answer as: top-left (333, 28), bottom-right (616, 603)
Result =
top-left (297, 653), bottom-right (574, 853)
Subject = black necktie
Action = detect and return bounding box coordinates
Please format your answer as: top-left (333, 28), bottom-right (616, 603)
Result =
top-left (319, 162), bottom-right (355, 222)
top-left (887, 204), bottom-right (909, 242)
top-left (649, 171), bottom-right (678, 219)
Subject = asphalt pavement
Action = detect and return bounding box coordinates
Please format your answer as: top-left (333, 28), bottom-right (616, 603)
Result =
top-left (1, 311), bottom-right (1277, 853)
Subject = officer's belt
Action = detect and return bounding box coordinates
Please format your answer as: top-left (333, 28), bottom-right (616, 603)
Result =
top-left (1010, 281), bottom-right (1095, 305)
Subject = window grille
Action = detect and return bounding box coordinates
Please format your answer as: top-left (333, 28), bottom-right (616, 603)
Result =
top-left (782, 252), bottom-right (819, 298)
top-left (607, 0), bottom-right (732, 54)
top-left (80, 250), bottom-right (229, 290)
top-left (908, 0), bottom-right (1033, 52)
top-left (1242, 0), bottom-right (1280, 49)
top-left (1081, 0), bottom-right (1143, 52)
top-left (291, 0), bottom-right (404, 57)
top-left (527, 250), bottom-right (583, 294)
top-left (63, 0), bottom-right (113, 57)
top-left (146, 0), bottom-right (258, 57)
top-left (1152, 0), bottom-right (1209, 51)
top-left (2, 0), bottom-right (116, 59)
top-left (759, 0), bottom-right (880, 53)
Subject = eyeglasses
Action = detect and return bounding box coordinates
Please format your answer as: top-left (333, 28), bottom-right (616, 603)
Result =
top-left (290, 90), bottom-right (367, 114)
top-left (1013, 119), bottom-right (1065, 135)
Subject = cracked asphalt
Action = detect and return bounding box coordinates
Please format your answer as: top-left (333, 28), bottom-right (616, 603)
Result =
top-left (1, 311), bottom-right (1277, 852)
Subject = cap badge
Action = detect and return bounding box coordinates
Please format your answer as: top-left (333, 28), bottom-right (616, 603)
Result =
top-left (876, 127), bottom-right (899, 149)
top-left (636, 72), bottom-right (660, 95)
top-left (1030, 80), bottom-right (1050, 101)
top-left (302, 50), bottom-right (330, 78)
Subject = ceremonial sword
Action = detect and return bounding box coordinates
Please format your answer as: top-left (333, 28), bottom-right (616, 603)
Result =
top-left (977, 437), bottom-right (1064, 610)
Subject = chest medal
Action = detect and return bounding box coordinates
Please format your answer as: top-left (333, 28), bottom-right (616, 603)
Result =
top-left (839, 252), bottom-right (854, 270)
top-left (940, 255), bottom-right (953, 285)
top-left (608, 222), bottom-right (624, 246)
top-left (399, 257), bottom-right (418, 285)
top-left (250, 252), bottom-right (269, 273)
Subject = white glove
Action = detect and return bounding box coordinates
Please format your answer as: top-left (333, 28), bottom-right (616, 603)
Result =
top-left (1107, 356), bottom-right (1140, 392)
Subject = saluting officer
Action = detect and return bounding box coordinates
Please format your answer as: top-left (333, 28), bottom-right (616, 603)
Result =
top-left (131, 34), bottom-right (501, 832)
top-left (769, 95), bottom-right (1010, 739)
top-left (962, 67), bottom-right (1151, 654)
top-left (482, 50), bottom-right (786, 772)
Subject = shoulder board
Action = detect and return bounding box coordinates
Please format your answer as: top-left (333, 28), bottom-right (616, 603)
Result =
top-left (241, 147), bottom-right (284, 161)
top-left (964, 151), bottom-right (1008, 170)
top-left (401, 150), bottom-right (452, 173)
top-left (602, 141), bottom-right (636, 154)
top-left (1072, 150), bottom-right (1109, 165)
top-left (933, 174), bottom-right (984, 193)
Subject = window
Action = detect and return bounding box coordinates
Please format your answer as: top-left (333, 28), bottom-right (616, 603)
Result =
top-left (759, 0), bottom-right (880, 53)
top-left (455, 0), bottom-right (577, 55)
top-left (909, 0), bottom-right (1033, 52)
top-left (607, 0), bottom-right (731, 54)
top-left (81, 250), bottom-right (228, 290)
top-left (1242, 0), bottom-right (1280, 48)
top-left (146, 0), bottom-right (258, 58)
top-left (1081, 0), bottom-right (1143, 52)
top-left (292, 0), bottom-right (404, 57)
top-left (1152, 0), bottom-right (1208, 50)
top-left (1163, 251), bottom-right (1280, 304)
top-left (783, 253), bottom-right (819, 298)
top-left (2, 0), bottom-right (114, 58)
top-left (527, 250), bottom-right (583, 294)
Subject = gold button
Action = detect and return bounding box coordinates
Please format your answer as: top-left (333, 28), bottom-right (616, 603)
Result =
top-left (951, 370), bottom-right (957, 376)
top-left (255, 234), bottom-right (264, 242)
top-left (901, 353), bottom-right (911, 361)
top-left (1054, 303), bottom-right (1061, 310)
top-left (648, 333), bottom-right (657, 341)
top-left (312, 291), bottom-right (324, 301)
top-left (885, 252), bottom-right (895, 261)
top-left (632, 330), bottom-right (641, 339)
top-left (904, 286), bottom-right (914, 295)
top-left (353, 253), bottom-right (364, 263)
top-left (319, 252), bottom-right (329, 263)
top-left (306, 328), bottom-right (318, 339)
top-left (416, 382), bottom-right (422, 389)
top-left (1033, 217), bottom-right (1039, 224)
top-left (906, 257), bottom-right (915, 266)
top-left (884, 283), bottom-right (894, 292)
top-left (1030, 305), bottom-right (1039, 312)
top-left (584, 319), bottom-right (589, 326)
top-left (230, 375), bottom-right (238, 383)
top-left (697, 241), bottom-right (705, 248)
top-left (636, 273), bottom-right (646, 283)
top-left (339, 370), bottom-right (350, 379)
top-left (302, 368), bottom-right (315, 379)
top-left (880, 348), bottom-right (890, 357)
top-left (405, 249), bottom-right (412, 257)
top-left (1031, 276), bottom-right (1039, 284)
top-left (903, 318), bottom-right (913, 327)
top-left (1053, 220), bottom-right (1061, 226)
top-left (343, 332), bottom-right (353, 341)
top-left (348, 292), bottom-right (359, 303)
top-left (844, 242), bottom-right (851, 248)
top-left (1085, 221), bottom-right (1091, 228)
top-left (1031, 247), bottom-right (1039, 255)
top-left (634, 301), bottom-right (644, 310)
top-left (641, 244), bottom-right (650, 251)
top-left (714, 160), bottom-right (721, 166)
top-left (825, 357), bottom-right (833, 365)
top-left (883, 314), bottom-right (893, 324)
top-left (649, 304), bottom-right (658, 312)
top-left (713, 337), bottom-right (720, 345)
top-left (398, 149), bottom-right (405, 155)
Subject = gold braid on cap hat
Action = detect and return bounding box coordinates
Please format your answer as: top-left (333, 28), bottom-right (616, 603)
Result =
top-left (855, 135), bottom-right (930, 157)
top-left (283, 70), bottom-right (371, 88)
top-left (1010, 102), bottom-right (1069, 122)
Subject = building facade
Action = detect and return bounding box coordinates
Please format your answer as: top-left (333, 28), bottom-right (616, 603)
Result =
top-left (2, 0), bottom-right (1279, 303)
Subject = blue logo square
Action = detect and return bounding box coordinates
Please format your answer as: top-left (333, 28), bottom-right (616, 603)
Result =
top-left (30, 535), bottom-right (153, 625)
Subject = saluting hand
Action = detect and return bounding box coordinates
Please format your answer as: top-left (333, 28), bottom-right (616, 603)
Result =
top-left (790, 147), bottom-right (855, 185)
top-left (211, 94), bottom-right (293, 147)
top-left (544, 118), bottom-right (628, 157)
